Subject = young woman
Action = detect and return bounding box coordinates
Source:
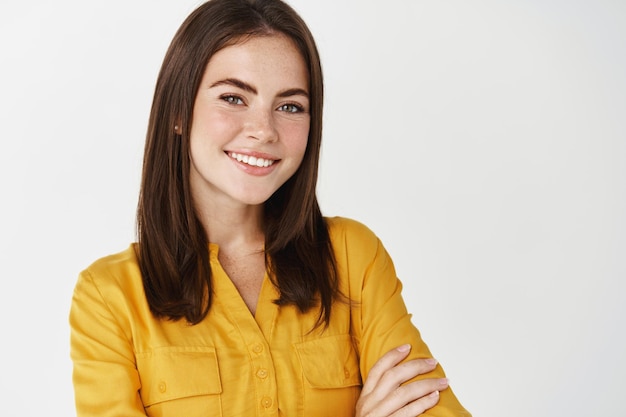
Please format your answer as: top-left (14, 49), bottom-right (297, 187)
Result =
top-left (69, 0), bottom-right (471, 416)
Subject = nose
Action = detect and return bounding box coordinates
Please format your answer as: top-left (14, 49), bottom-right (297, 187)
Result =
top-left (245, 106), bottom-right (278, 143)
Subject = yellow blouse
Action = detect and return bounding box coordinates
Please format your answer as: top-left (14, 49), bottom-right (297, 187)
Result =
top-left (70, 217), bottom-right (470, 416)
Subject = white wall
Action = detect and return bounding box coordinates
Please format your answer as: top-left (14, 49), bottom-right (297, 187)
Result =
top-left (1, 1), bottom-right (623, 416)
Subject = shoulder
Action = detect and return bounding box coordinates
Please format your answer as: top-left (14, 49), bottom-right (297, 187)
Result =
top-left (325, 216), bottom-right (384, 263)
top-left (76, 244), bottom-right (144, 301)
top-left (83, 244), bottom-right (140, 281)
top-left (325, 216), bottom-right (379, 245)
top-left (324, 217), bottom-right (398, 301)
top-left (324, 216), bottom-right (378, 240)
top-left (70, 245), bottom-right (153, 372)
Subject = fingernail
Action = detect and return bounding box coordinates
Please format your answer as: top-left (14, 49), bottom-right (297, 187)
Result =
top-left (397, 344), bottom-right (411, 353)
top-left (429, 390), bottom-right (440, 398)
top-left (439, 378), bottom-right (449, 387)
top-left (426, 358), bottom-right (438, 366)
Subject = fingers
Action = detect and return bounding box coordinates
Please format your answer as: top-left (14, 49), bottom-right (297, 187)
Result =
top-left (361, 344), bottom-right (412, 396)
top-left (357, 344), bottom-right (447, 417)
top-left (386, 377), bottom-right (449, 417)
top-left (362, 344), bottom-right (439, 398)
top-left (376, 356), bottom-right (440, 397)
top-left (362, 377), bottom-right (449, 417)
top-left (389, 388), bottom-right (442, 417)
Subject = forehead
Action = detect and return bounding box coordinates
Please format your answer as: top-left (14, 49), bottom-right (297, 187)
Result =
top-left (202, 34), bottom-right (309, 88)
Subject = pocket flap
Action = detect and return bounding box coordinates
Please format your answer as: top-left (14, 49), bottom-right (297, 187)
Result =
top-left (294, 334), bottom-right (362, 389)
top-left (136, 346), bottom-right (222, 406)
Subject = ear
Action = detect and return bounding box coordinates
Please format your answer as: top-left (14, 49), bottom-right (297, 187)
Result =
top-left (174, 123), bottom-right (182, 135)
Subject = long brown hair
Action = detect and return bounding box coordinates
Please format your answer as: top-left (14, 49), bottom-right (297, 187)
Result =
top-left (136, 0), bottom-right (338, 326)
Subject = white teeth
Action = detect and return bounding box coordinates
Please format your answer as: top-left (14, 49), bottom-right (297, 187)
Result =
top-left (229, 152), bottom-right (275, 167)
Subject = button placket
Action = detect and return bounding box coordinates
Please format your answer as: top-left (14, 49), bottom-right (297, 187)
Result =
top-left (248, 340), bottom-right (278, 413)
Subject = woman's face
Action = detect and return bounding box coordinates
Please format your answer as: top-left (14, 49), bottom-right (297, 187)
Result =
top-left (188, 34), bottom-right (310, 211)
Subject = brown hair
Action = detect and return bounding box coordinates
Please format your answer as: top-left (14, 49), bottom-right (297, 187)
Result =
top-left (136, 0), bottom-right (338, 326)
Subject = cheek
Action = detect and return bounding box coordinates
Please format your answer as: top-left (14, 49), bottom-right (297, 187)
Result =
top-left (280, 120), bottom-right (310, 157)
top-left (191, 110), bottom-right (240, 144)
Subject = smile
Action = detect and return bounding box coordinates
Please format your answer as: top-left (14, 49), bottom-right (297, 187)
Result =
top-left (228, 152), bottom-right (276, 167)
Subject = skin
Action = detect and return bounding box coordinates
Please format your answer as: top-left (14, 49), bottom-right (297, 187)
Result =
top-left (187, 33), bottom-right (442, 416)
top-left (189, 34), bottom-right (311, 214)
top-left (188, 34), bottom-right (310, 313)
top-left (356, 345), bottom-right (449, 416)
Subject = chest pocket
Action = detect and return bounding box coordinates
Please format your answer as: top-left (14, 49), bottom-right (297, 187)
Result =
top-left (294, 334), bottom-right (362, 413)
top-left (136, 346), bottom-right (222, 417)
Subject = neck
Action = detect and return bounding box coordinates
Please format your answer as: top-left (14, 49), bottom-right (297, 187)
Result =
top-left (198, 203), bottom-right (265, 255)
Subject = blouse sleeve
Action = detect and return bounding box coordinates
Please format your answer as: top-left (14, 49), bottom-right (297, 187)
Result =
top-left (339, 218), bottom-right (471, 417)
top-left (69, 269), bottom-right (147, 416)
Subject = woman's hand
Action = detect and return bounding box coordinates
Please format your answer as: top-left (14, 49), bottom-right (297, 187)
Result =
top-left (355, 344), bottom-right (449, 417)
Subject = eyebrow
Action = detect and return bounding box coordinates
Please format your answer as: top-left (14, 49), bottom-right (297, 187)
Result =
top-left (210, 78), bottom-right (309, 99)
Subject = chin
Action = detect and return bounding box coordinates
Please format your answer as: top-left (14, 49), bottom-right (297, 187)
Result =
top-left (235, 193), bottom-right (276, 207)
top-left (231, 183), bottom-right (285, 207)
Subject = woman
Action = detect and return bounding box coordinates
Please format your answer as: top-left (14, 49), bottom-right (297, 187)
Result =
top-left (69, 0), bottom-right (471, 416)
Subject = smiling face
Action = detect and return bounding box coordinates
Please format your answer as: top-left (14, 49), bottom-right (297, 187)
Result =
top-left (188, 34), bottom-right (310, 213)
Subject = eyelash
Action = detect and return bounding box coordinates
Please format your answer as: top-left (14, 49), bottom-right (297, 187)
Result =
top-left (221, 95), bottom-right (244, 105)
top-left (277, 102), bottom-right (305, 113)
top-left (219, 95), bottom-right (305, 113)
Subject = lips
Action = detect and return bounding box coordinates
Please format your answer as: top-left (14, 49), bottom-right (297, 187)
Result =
top-left (227, 151), bottom-right (277, 168)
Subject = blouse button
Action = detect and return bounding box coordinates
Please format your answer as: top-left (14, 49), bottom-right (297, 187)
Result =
top-left (256, 369), bottom-right (268, 379)
top-left (252, 344), bottom-right (263, 354)
top-left (261, 397), bottom-right (273, 408)
top-left (158, 381), bottom-right (167, 393)
top-left (344, 367), bottom-right (350, 378)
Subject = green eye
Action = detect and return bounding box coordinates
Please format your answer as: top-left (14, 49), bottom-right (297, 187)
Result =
top-left (222, 95), bottom-right (244, 105)
top-left (278, 103), bottom-right (304, 113)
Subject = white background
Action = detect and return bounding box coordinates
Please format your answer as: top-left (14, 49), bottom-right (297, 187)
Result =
top-left (1, 1), bottom-right (624, 416)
